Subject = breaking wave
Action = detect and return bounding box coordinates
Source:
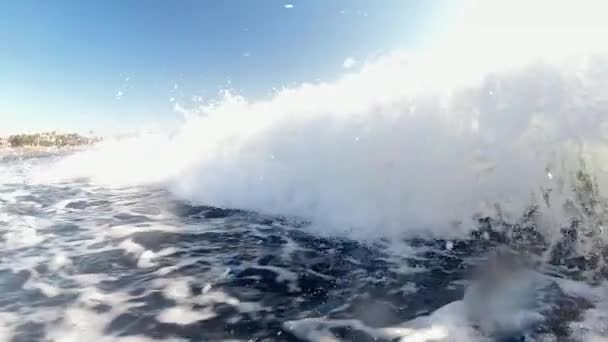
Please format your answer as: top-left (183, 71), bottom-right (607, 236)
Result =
top-left (33, 2), bottom-right (608, 266)
top-left (39, 51), bottom-right (608, 244)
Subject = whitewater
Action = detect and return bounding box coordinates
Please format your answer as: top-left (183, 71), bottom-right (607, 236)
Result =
top-left (4, 1), bottom-right (608, 341)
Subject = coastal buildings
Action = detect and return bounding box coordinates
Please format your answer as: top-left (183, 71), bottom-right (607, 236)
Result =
top-left (1, 132), bottom-right (100, 148)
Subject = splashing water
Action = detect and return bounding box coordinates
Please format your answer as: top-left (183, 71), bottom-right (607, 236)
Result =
top-left (38, 52), bottom-right (608, 242)
top-left (7, 1), bottom-right (608, 340)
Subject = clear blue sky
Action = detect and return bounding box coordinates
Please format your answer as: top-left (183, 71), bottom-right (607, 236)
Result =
top-left (1, 0), bottom-right (444, 135)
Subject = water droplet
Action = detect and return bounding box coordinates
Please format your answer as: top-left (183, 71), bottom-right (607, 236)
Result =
top-left (446, 241), bottom-right (454, 250)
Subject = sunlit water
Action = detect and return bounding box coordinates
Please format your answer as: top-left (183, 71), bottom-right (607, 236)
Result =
top-left (1, 151), bottom-right (607, 342)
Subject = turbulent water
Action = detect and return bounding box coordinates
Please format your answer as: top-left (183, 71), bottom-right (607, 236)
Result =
top-left (6, 42), bottom-right (608, 340)
top-left (2, 145), bottom-right (608, 342)
top-left (2, 149), bottom-right (608, 342)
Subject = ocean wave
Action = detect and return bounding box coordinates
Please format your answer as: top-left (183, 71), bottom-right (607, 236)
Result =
top-left (30, 51), bottom-right (608, 245)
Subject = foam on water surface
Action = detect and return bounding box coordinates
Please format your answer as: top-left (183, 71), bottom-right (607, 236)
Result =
top-left (3, 153), bottom-right (608, 341)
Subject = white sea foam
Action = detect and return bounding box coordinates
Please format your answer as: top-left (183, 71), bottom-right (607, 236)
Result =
top-left (33, 0), bottom-right (608, 242)
top-left (38, 58), bottom-right (608, 241)
top-left (556, 278), bottom-right (608, 341)
top-left (0, 313), bottom-right (18, 342)
top-left (157, 306), bottom-right (216, 325)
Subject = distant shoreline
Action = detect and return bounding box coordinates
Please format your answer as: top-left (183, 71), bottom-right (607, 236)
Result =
top-left (0, 132), bottom-right (101, 149)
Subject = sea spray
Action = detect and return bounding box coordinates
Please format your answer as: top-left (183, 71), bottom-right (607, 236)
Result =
top-left (34, 53), bottom-right (608, 246)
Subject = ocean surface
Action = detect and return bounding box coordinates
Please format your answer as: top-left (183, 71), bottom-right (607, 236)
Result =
top-left (1, 148), bottom-right (607, 342)
top-left (4, 51), bottom-right (608, 341)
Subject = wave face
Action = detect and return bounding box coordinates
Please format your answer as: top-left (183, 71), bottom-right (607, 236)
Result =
top-left (38, 52), bottom-right (608, 244)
